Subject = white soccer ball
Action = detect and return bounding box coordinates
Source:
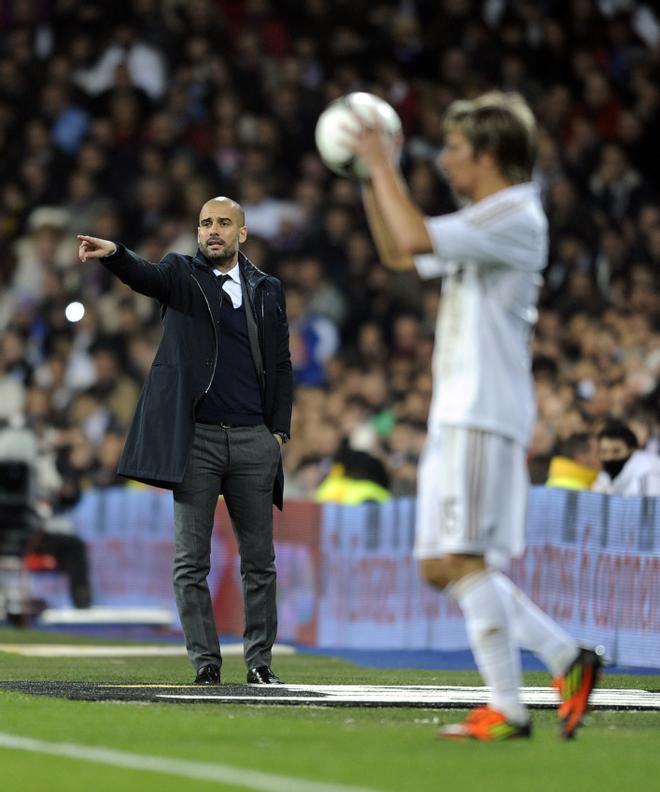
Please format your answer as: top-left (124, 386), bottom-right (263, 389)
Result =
top-left (314, 92), bottom-right (402, 180)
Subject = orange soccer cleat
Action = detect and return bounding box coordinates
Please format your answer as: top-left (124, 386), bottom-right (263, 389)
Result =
top-left (553, 647), bottom-right (604, 739)
top-left (437, 706), bottom-right (532, 741)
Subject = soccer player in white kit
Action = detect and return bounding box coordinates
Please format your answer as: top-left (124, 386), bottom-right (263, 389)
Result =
top-left (347, 91), bottom-right (602, 740)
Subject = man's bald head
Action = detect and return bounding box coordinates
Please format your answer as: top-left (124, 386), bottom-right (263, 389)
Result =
top-left (199, 196), bottom-right (245, 226)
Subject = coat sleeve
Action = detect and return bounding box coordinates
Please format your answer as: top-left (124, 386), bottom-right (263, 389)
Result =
top-left (99, 244), bottom-right (176, 303)
top-left (271, 280), bottom-right (293, 436)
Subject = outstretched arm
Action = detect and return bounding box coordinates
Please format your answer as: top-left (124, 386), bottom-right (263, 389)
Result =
top-left (77, 235), bottom-right (117, 261)
top-left (77, 234), bottom-right (173, 302)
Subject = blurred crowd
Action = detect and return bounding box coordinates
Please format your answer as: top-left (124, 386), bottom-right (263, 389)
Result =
top-left (1, 0), bottom-right (659, 508)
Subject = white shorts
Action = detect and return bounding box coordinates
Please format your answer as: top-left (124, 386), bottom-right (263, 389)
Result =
top-left (414, 426), bottom-right (529, 565)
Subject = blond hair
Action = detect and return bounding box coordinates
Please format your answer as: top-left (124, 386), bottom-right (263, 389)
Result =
top-left (443, 91), bottom-right (537, 183)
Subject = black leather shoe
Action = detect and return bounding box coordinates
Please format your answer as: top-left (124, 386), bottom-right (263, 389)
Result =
top-left (246, 665), bottom-right (282, 684)
top-left (194, 664), bottom-right (221, 685)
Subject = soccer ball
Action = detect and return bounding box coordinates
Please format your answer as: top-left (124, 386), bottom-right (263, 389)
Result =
top-left (314, 92), bottom-right (402, 180)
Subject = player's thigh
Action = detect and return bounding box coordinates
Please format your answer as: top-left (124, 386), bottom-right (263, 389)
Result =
top-left (415, 427), bottom-right (525, 559)
top-left (415, 427), bottom-right (470, 557)
top-left (480, 434), bottom-right (528, 562)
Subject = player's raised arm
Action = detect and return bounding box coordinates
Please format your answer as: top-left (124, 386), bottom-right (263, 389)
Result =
top-left (77, 234), bottom-right (117, 262)
top-left (361, 181), bottom-right (416, 271)
top-left (347, 122), bottom-right (433, 257)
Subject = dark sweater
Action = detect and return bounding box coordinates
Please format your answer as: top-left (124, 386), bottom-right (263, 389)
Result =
top-left (195, 297), bottom-right (263, 425)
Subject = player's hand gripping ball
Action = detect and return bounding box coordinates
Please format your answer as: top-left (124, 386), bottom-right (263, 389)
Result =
top-left (314, 91), bottom-right (402, 180)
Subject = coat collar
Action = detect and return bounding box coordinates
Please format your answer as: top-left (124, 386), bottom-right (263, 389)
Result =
top-left (193, 249), bottom-right (268, 289)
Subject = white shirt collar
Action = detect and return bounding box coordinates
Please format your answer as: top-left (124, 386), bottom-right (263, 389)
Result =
top-left (213, 263), bottom-right (240, 282)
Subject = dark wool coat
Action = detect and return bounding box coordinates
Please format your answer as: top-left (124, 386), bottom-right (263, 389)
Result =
top-left (101, 245), bottom-right (293, 509)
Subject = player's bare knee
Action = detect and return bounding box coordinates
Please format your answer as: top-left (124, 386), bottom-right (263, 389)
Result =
top-left (419, 558), bottom-right (452, 589)
top-left (420, 554), bottom-right (486, 590)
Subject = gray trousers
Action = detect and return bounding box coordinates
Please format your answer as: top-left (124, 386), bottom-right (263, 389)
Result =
top-left (173, 422), bottom-right (281, 671)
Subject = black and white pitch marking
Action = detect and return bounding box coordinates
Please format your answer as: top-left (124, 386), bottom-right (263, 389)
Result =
top-left (1, 681), bottom-right (658, 710)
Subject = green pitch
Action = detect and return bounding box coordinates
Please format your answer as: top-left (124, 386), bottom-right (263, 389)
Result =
top-left (1, 628), bottom-right (658, 792)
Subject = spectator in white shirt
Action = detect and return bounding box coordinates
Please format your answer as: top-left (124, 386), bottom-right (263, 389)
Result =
top-left (73, 24), bottom-right (166, 101)
top-left (593, 419), bottom-right (660, 496)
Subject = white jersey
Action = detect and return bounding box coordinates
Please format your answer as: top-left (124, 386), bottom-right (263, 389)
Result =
top-left (415, 183), bottom-right (547, 447)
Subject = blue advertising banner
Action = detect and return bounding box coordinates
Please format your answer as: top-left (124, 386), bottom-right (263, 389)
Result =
top-left (29, 487), bottom-right (660, 667)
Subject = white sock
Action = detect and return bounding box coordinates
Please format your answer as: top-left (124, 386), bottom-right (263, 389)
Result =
top-left (451, 570), bottom-right (528, 725)
top-left (492, 571), bottom-right (578, 677)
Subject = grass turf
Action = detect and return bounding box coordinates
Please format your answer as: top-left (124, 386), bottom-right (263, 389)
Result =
top-left (1, 628), bottom-right (659, 792)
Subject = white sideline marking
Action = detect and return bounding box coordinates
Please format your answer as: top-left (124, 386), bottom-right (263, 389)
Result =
top-left (157, 684), bottom-right (660, 710)
top-left (0, 732), bottom-right (377, 792)
top-left (0, 645), bottom-right (188, 658)
top-left (39, 607), bottom-right (175, 626)
top-left (0, 643), bottom-right (295, 658)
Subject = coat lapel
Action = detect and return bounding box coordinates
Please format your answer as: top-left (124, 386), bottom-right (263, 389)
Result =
top-left (240, 270), bottom-right (265, 396)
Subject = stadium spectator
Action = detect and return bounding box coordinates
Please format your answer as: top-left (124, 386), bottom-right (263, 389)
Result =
top-left (86, 431), bottom-right (127, 489)
top-left (297, 256), bottom-right (348, 329)
top-left (385, 417), bottom-right (426, 497)
top-left (627, 407), bottom-right (659, 455)
top-left (315, 443), bottom-right (391, 505)
top-left (0, 415), bottom-right (92, 610)
top-left (546, 432), bottom-right (600, 490)
top-left (85, 345), bottom-right (139, 431)
top-left (11, 206), bottom-right (75, 304)
top-left (40, 81), bottom-right (91, 157)
top-left (72, 22), bottom-right (167, 102)
top-left (593, 419), bottom-right (660, 496)
top-left (286, 283), bottom-right (339, 387)
top-left (589, 143), bottom-right (644, 222)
